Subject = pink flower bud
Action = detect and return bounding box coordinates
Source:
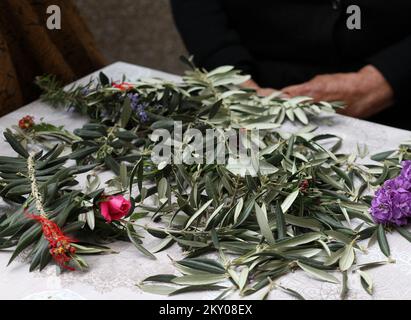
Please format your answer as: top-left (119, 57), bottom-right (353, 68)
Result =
top-left (99, 195), bottom-right (132, 223)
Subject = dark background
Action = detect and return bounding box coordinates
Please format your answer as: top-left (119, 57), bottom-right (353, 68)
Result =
top-left (74, 0), bottom-right (187, 75)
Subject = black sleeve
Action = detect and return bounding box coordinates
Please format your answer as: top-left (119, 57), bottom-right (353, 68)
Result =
top-left (368, 35), bottom-right (411, 103)
top-left (170, 0), bottom-right (255, 74)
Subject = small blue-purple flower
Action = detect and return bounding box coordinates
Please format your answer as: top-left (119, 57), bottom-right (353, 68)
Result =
top-left (80, 87), bottom-right (90, 96)
top-left (127, 93), bottom-right (140, 111)
top-left (137, 104), bottom-right (149, 123)
top-left (127, 93), bottom-right (148, 122)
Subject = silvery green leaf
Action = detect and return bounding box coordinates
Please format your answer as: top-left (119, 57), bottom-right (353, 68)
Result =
top-left (277, 285), bottom-right (306, 300)
top-left (213, 75), bottom-right (250, 86)
top-left (286, 109), bottom-right (295, 122)
top-left (120, 162), bottom-right (128, 190)
top-left (86, 210), bottom-right (95, 231)
top-left (339, 204), bottom-right (351, 226)
top-left (158, 161), bottom-right (168, 170)
top-left (138, 284), bottom-right (177, 296)
top-left (226, 157), bottom-right (256, 177)
top-left (120, 98), bottom-right (132, 128)
top-left (220, 90), bottom-right (245, 99)
top-left (207, 65), bottom-right (234, 77)
top-left (86, 174), bottom-right (100, 193)
top-left (259, 143), bottom-right (280, 157)
top-left (230, 105), bottom-right (266, 115)
top-left (293, 152), bottom-right (308, 162)
top-left (71, 243), bottom-right (114, 254)
top-left (294, 108), bottom-right (308, 125)
top-left (367, 229), bottom-right (378, 249)
top-left (238, 267), bottom-right (249, 291)
top-left (157, 177), bottom-right (168, 203)
top-left (371, 150), bottom-right (396, 161)
top-left (275, 202), bottom-right (286, 240)
top-left (395, 226), bottom-right (411, 243)
top-left (177, 258), bottom-right (226, 275)
top-left (339, 244), bottom-right (355, 271)
top-left (297, 261), bottom-right (339, 284)
top-left (285, 248), bottom-right (322, 258)
top-left (228, 269), bottom-right (240, 287)
top-left (281, 189), bottom-right (299, 214)
top-left (287, 96), bottom-right (313, 106)
top-left (78, 213), bottom-right (86, 223)
top-left (170, 285), bottom-right (228, 296)
top-left (317, 172), bottom-right (345, 190)
top-left (311, 104), bottom-right (322, 113)
top-left (151, 237), bottom-right (175, 253)
top-left (143, 274), bottom-right (176, 283)
top-left (325, 230), bottom-right (353, 245)
top-left (258, 160), bottom-right (279, 175)
top-left (171, 236), bottom-right (208, 248)
top-left (317, 240), bottom-right (331, 257)
top-left (172, 274), bottom-right (227, 286)
top-left (2, 132), bottom-right (29, 159)
top-left (358, 270), bottom-right (373, 295)
top-left (276, 232), bottom-right (322, 248)
top-left (255, 203), bottom-right (276, 246)
top-left (377, 224), bottom-right (390, 257)
top-left (234, 198), bottom-right (244, 224)
top-left (318, 101), bottom-right (336, 110)
top-left (276, 107), bottom-right (286, 124)
top-left (243, 122), bottom-right (281, 130)
top-left (204, 203), bottom-right (225, 230)
top-left (126, 224), bottom-right (156, 260)
top-left (284, 214), bottom-right (322, 231)
top-left (262, 90), bottom-right (283, 101)
top-left (355, 261), bottom-right (388, 271)
top-left (331, 165), bottom-right (353, 190)
top-left (324, 247), bottom-right (345, 266)
top-left (235, 198), bottom-right (256, 227)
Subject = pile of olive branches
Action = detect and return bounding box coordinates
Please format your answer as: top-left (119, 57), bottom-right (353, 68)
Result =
top-left (0, 61), bottom-right (409, 299)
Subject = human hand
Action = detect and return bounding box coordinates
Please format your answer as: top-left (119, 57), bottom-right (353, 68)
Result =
top-left (241, 79), bottom-right (278, 97)
top-left (281, 65), bottom-right (395, 118)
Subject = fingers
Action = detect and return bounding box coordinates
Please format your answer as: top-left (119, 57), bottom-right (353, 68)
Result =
top-left (256, 87), bottom-right (278, 97)
top-left (282, 79), bottom-right (341, 102)
top-left (241, 79), bottom-right (260, 90)
top-left (281, 84), bottom-right (313, 98)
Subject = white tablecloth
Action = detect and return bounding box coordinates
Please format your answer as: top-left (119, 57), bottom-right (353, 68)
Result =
top-left (1, 62), bottom-right (411, 300)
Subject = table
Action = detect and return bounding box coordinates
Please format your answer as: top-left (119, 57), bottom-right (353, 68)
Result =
top-left (1, 62), bottom-right (411, 300)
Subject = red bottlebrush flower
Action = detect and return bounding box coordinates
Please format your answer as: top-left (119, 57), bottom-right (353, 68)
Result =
top-left (112, 82), bottom-right (134, 91)
top-left (18, 115), bottom-right (35, 130)
top-left (28, 214), bottom-right (77, 271)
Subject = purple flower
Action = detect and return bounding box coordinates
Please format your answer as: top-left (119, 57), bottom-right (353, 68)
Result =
top-left (137, 104), bottom-right (149, 122)
top-left (127, 93), bottom-right (148, 122)
top-left (127, 93), bottom-right (140, 111)
top-left (370, 161), bottom-right (411, 226)
top-left (400, 160), bottom-right (411, 185)
top-left (80, 87), bottom-right (90, 96)
top-left (371, 182), bottom-right (411, 226)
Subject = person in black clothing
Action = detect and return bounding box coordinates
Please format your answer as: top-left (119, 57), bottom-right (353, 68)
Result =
top-left (170, 0), bottom-right (411, 130)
